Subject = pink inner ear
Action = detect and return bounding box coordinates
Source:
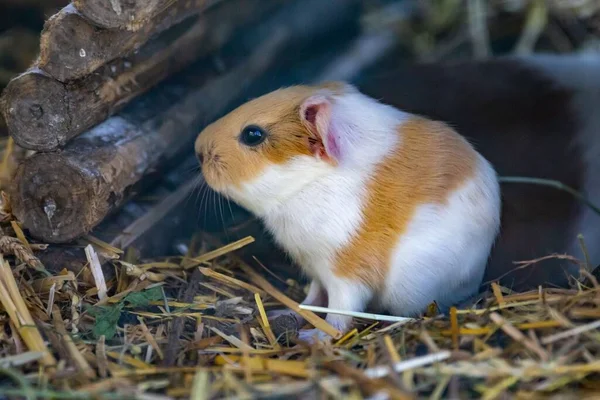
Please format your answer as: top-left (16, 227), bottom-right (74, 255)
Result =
top-left (304, 105), bottom-right (318, 125)
top-left (301, 96), bottom-right (341, 163)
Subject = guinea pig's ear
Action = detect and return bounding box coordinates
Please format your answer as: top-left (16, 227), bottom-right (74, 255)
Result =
top-left (299, 93), bottom-right (340, 163)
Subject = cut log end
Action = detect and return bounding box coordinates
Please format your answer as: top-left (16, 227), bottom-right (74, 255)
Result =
top-left (11, 154), bottom-right (94, 243)
top-left (39, 7), bottom-right (113, 82)
top-left (2, 72), bottom-right (69, 151)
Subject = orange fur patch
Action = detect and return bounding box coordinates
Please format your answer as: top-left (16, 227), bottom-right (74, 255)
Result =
top-left (194, 83), bottom-right (348, 191)
top-left (333, 117), bottom-right (478, 286)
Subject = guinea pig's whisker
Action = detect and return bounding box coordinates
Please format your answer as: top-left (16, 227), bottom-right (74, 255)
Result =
top-left (201, 187), bottom-right (209, 227)
top-left (199, 181), bottom-right (210, 209)
top-left (184, 163), bottom-right (201, 173)
top-left (211, 188), bottom-right (219, 223)
top-left (195, 181), bottom-right (206, 213)
top-left (194, 175), bottom-right (205, 190)
top-left (186, 175), bottom-right (204, 209)
top-left (190, 179), bottom-right (205, 227)
top-left (218, 195), bottom-right (229, 240)
top-left (200, 182), bottom-right (212, 227)
top-left (218, 192), bottom-right (224, 225)
top-left (226, 197), bottom-right (235, 224)
top-left (183, 174), bottom-right (201, 209)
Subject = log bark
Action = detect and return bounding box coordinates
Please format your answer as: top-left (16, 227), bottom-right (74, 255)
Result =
top-left (37, 0), bottom-right (255, 82)
top-left (72, 0), bottom-right (221, 31)
top-left (2, 0), bottom-right (278, 151)
top-left (11, 0), bottom-right (361, 244)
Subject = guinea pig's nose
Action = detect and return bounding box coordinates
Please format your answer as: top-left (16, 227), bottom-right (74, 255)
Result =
top-left (196, 151), bottom-right (204, 164)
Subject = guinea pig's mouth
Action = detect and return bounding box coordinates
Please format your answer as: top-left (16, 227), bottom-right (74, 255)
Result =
top-left (199, 159), bottom-right (229, 194)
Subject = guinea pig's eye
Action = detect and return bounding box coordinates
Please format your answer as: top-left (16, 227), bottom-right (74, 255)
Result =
top-left (239, 125), bottom-right (267, 147)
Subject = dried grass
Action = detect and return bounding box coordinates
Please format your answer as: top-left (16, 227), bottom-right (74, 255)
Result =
top-left (0, 226), bottom-right (597, 399)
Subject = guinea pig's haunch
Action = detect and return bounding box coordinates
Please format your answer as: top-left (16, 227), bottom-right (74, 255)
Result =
top-left (195, 82), bottom-right (501, 341)
top-left (356, 54), bottom-right (600, 291)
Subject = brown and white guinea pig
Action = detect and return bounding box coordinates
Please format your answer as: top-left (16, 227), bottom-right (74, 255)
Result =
top-left (356, 53), bottom-right (600, 291)
top-left (195, 81), bottom-right (501, 340)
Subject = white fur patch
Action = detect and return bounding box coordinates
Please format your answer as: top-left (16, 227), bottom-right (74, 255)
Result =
top-left (258, 160), bottom-right (368, 283)
top-left (383, 154), bottom-right (501, 316)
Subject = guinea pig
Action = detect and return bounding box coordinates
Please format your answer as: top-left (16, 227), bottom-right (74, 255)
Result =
top-left (194, 81), bottom-right (501, 341)
top-left (356, 53), bottom-right (600, 291)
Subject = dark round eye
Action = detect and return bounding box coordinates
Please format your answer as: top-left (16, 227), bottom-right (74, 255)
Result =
top-left (239, 125), bottom-right (267, 147)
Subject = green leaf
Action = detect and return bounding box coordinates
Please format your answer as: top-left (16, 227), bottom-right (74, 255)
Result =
top-left (122, 286), bottom-right (163, 307)
top-left (85, 286), bottom-right (163, 340)
top-left (87, 303), bottom-right (124, 340)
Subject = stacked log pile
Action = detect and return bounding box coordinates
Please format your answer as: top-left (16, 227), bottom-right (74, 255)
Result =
top-left (1, 0), bottom-right (371, 250)
top-left (2, 0), bottom-right (284, 150)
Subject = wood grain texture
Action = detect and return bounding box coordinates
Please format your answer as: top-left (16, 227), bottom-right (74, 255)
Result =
top-left (72, 0), bottom-right (222, 31)
top-left (37, 0), bottom-right (242, 82)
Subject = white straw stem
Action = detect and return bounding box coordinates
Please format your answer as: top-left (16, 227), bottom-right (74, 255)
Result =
top-left (298, 305), bottom-right (414, 323)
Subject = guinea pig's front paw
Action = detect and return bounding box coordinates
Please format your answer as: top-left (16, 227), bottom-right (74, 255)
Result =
top-left (297, 328), bottom-right (332, 344)
top-left (267, 308), bottom-right (303, 324)
top-left (267, 308), bottom-right (297, 319)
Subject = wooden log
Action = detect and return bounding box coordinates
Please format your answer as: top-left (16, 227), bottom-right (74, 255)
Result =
top-left (37, 0), bottom-right (258, 82)
top-left (72, 0), bottom-right (220, 31)
top-left (2, 0), bottom-right (279, 151)
top-left (11, 0), bottom-right (361, 244)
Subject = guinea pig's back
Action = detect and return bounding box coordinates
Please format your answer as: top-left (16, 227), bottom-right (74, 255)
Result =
top-left (333, 116), bottom-right (500, 313)
top-left (357, 54), bottom-right (598, 290)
